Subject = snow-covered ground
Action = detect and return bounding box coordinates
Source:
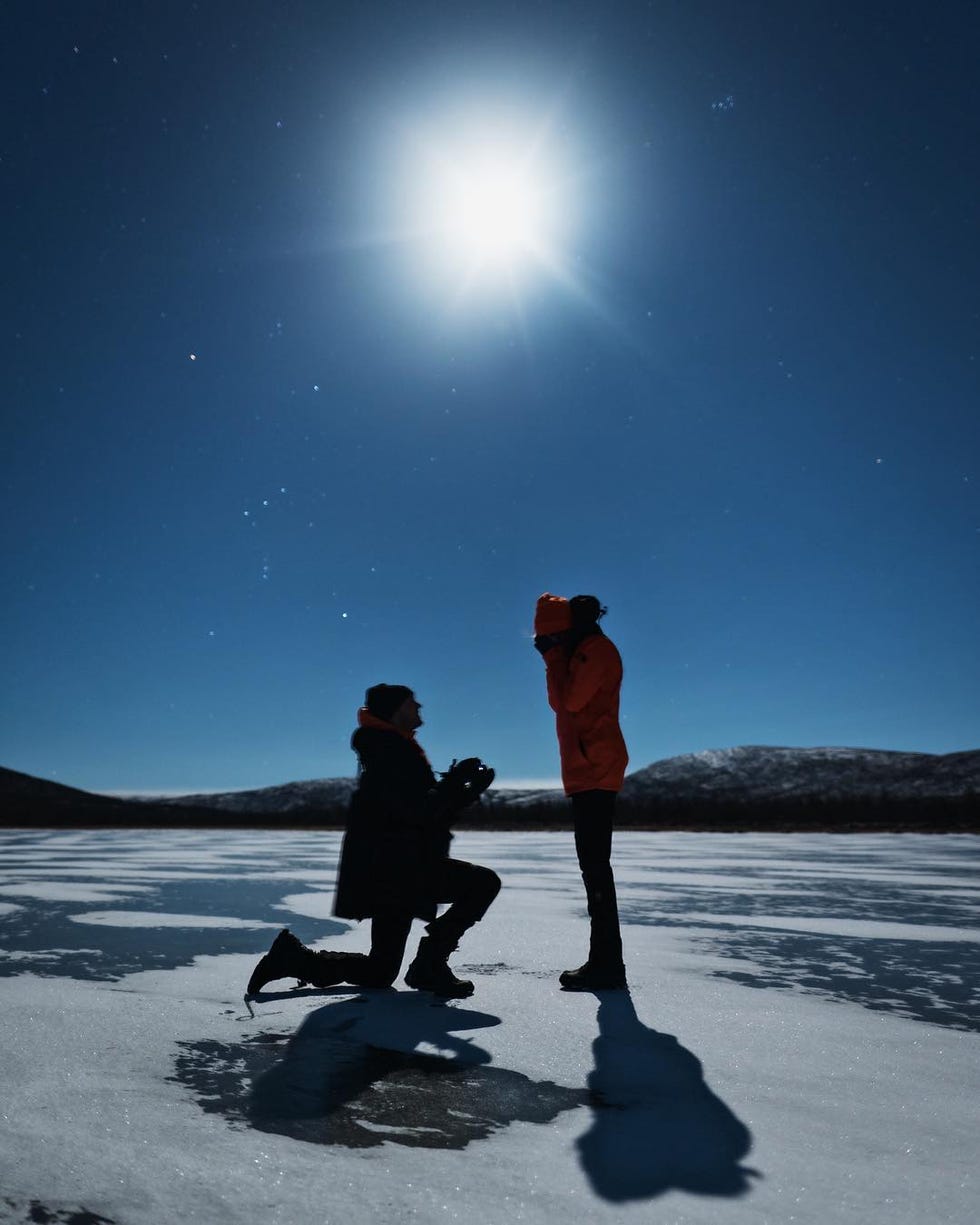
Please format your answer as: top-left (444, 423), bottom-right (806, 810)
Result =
top-left (1, 829), bottom-right (977, 1225)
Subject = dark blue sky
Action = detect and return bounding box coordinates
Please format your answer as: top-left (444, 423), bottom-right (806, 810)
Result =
top-left (3, 2), bottom-right (978, 792)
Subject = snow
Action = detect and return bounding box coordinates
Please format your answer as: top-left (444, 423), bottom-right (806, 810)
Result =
top-left (621, 745), bottom-right (980, 800)
top-left (277, 890), bottom-right (345, 920)
top-left (0, 829), bottom-right (977, 1225)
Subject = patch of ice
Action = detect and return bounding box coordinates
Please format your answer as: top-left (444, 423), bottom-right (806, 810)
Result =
top-left (0, 882), bottom-right (154, 903)
top-left (0, 947), bottom-right (105, 962)
top-left (674, 913), bottom-right (980, 943)
top-left (68, 911), bottom-right (281, 930)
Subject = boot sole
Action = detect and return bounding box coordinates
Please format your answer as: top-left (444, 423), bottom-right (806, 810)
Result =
top-left (559, 971), bottom-right (628, 991)
top-left (404, 975), bottom-right (474, 999)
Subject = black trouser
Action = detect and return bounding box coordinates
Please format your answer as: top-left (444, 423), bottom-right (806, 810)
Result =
top-left (571, 789), bottom-right (624, 967)
top-left (338, 858), bottom-right (501, 988)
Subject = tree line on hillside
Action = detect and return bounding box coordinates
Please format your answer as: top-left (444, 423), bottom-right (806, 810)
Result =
top-left (2, 789), bottom-right (976, 831)
top-left (482, 791), bottom-right (979, 832)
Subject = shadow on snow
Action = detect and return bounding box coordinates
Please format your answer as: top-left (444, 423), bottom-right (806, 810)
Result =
top-left (579, 991), bottom-right (757, 1201)
top-left (172, 987), bottom-right (757, 1202)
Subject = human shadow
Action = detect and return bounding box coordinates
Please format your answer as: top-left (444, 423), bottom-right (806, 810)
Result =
top-left (577, 992), bottom-right (758, 1201)
top-left (236, 991), bottom-right (586, 1148)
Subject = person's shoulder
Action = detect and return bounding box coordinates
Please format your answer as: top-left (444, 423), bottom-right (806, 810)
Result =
top-left (352, 725), bottom-right (397, 755)
top-left (577, 633), bottom-right (622, 673)
top-left (580, 632), bottom-right (620, 658)
top-left (352, 726), bottom-right (423, 761)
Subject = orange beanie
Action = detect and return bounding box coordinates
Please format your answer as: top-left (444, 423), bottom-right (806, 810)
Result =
top-left (534, 592), bottom-right (571, 635)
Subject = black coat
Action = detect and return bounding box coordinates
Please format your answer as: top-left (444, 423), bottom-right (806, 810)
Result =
top-left (333, 725), bottom-right (453, 922)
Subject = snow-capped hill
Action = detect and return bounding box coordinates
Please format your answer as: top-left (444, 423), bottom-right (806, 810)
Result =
top-left (160, 777), bottom-right (357, 815)
top-left (482, 786), bottom-right (564, 810)
top-left (621, 746), bottom-right (980, 802)
top-left (3, 747), bottom-right (977, 829)
top-left (163, 779), bottom-right (562, 815)
top-left (97, 746), bottom-right (980, 815)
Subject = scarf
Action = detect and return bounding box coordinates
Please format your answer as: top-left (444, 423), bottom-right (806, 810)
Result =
top-left (356, 707), bottom-right (433, 766)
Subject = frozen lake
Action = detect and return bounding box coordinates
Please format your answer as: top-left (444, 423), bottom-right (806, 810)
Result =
top-left (1, 829), bottom-right (977, 1225)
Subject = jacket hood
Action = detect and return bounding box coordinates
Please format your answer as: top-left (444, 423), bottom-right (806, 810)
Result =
top-left (535, 592), bottom-right (572, 635)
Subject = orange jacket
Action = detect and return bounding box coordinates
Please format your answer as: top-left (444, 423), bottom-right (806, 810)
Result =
top-left (543, 632), bottom-right (628, 795)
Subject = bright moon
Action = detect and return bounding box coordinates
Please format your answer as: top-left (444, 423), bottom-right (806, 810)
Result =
top-left (436, 156), bottom-right (548, 266)
top-left (402, 123), bottom-right (570, 296)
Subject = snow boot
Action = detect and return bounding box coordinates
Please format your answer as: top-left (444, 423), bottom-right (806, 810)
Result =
top-left (558, 960), bottom-right (627, 991)
top-left (404, 936), bottom-right (474, 999)
top-left (245, 928), bottom-right (366, 997)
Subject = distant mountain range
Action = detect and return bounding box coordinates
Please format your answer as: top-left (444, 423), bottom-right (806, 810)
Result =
top-left (162, 777), bottom-right (358, 814)
top-left (2, 746), bottom-right (978, 830)
top-left (620, 745), bottom-right (980, 802)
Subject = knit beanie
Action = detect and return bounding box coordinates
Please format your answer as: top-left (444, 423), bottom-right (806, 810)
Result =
top-left (364, 683), bottom-right (414, 722)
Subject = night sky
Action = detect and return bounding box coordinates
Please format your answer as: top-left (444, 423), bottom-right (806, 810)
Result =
top-left (3, 2), bottom-right (978, 794)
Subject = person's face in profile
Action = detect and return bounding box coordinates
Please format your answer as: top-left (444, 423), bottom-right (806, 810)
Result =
top-left (391, 694), bottom-right (423, 733)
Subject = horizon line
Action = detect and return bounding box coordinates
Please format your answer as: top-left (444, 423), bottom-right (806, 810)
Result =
top-left (107, 776), bottom-right (565, 800)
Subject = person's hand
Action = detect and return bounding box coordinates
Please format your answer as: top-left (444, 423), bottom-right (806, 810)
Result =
top-left (441, 757), bottom-right (496, 806)
top-left (451, 757), bottom-right (483, 776)
top-left (534, 634), bottom-right (561, 655)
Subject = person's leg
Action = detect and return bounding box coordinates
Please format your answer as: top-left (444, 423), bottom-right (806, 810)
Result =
top-left (295, 914), bottom-right (413, 989)
top-left (354, 914), bottom-right (413, 987)
top-left (561, 789), bottom-right (625, 988)
top-left (245, 917), bottom-right (411, 996)
top-left (245, 928), bottom-right (367, 995)
top-left (405, 859), bottom-right (501, 997)
top-left (426, 859), bottom-right (501, 948)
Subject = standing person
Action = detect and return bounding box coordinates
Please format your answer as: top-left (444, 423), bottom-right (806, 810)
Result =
top-left (534, 593), bottom-right (629, 990)
top-left (246, 684), bottom-right (499, 1001)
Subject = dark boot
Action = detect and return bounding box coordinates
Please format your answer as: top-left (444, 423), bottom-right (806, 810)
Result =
top-left (561, 879), bottom-right (626, 990)
top-left (404, 935), bottom-right (474, 999)
top-left (245, 928), bottom-right (368, 997)
top-left (558, 960), bottom-right (627, 991)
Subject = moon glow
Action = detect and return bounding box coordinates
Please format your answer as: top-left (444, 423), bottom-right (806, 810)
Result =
top-left (436, 155), bottom-right (549, 268)
top-left (400, 119), bottom-right (572, 301)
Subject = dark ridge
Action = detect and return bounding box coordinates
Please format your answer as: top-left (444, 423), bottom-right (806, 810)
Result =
top-left (2, 753), bottom-right (978, 832)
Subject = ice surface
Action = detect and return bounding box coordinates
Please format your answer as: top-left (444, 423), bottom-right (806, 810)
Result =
top-left (0, 829), bottom-right (977, 1225)
top-left (69, 910), bottom-right (282, 929)
top-left (0, 882), bottom-right (153, 903)
top-left (671, 913), bottom-right (980, 942)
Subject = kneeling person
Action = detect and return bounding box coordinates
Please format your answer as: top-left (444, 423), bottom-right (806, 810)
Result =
top-left (246, 684), bottom-right (499, 1000)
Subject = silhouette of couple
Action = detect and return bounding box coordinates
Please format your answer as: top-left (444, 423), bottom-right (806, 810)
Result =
top-left (245, 985), bottom-right (756, 1201)
top-left (246, 592), bottom-right (628, 1001)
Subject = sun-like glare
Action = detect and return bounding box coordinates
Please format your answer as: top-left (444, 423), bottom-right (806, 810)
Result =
top-left (435, 155), bottom-right (549, 267)
top-left (399, 119), bottom-right (577, 304)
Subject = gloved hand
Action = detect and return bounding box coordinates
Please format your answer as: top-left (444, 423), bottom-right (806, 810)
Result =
top-left (440, 757), bottom-right (496, 809)
top-left (534, 634), bottom-right (562, 655)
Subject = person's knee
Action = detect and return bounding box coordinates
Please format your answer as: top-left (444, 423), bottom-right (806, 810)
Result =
top-left (478, 866), bottom-right (502, 907)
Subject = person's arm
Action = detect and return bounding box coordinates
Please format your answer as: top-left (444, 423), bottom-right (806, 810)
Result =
top-left (543, 646), bottom-right (569, 714)
top-left (361, 738), bottom-right (491, 828)
top-left (356, 737), bottom-right (434, 826)
top-left (545, 641), bottom-right (610, 713)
